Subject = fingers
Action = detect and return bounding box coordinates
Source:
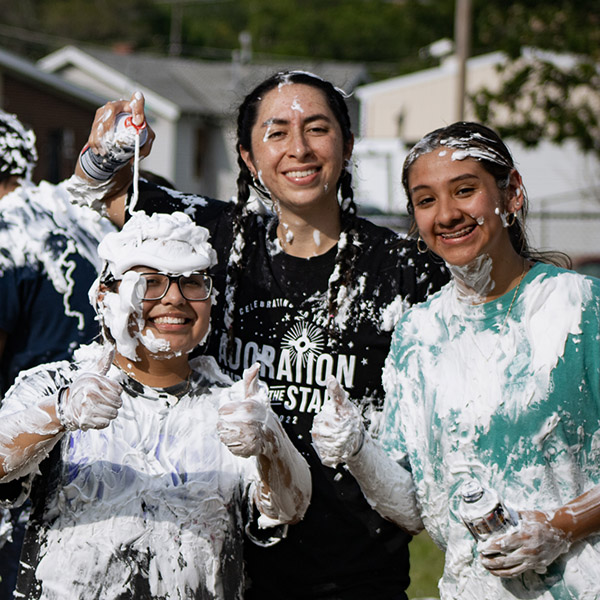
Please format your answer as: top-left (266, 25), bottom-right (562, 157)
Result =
top-left (217, 403), bottom-right (265, 457)
top-left (480, 549), bottom-right (532, 578)
top-left (243, 362), bottom-right (261, 398)
top-left (58, 370), bottom-right (123, 431)
top-left (97, 346), bottom-right (115, 376)
top-left (326, 375), bottom-right (346, 407)
top-left (218, 372), bottom-right (270, 457)
top-left (477, 511), bottom-right (570, 578)
top-left (87, 91), bottom-right (148, 151)
top-left (75, 373), bottom-right (122, 410)
top-left (127, 91), bottom-right (145, 127)
top-left (311, 382), bottom-right (364, 467)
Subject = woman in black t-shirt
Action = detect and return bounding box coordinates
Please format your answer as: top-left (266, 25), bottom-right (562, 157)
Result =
top-left (75, 72), bottom-right (449, 600)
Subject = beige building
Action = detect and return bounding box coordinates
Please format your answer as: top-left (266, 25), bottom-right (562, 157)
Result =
top-left (356, 51), bottom-right (504, 144)
top-left (352, 51), bottom-right (600, 265)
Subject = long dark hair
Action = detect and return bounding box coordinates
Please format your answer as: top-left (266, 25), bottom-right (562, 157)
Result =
top-left (225, 71), bottom-right (359, 352)
top-left (402, 121), bottom-right (570, 268)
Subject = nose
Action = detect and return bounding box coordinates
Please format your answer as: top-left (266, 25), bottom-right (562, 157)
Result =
top-left (435, 195), bottom-right (463, 228)
top-left (288, 128), bottom-right (311, 159)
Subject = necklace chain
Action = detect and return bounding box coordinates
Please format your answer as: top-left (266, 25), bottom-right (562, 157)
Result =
top-left (496, 265), bottom-right (527, 336)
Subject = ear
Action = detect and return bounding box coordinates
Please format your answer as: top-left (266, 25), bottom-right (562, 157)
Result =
top-left (239, 145), bottom-right (257, 179)
top-left (505, 169), bottom-right (524, 214)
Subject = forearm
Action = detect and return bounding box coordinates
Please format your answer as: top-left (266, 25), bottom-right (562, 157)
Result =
top-left (66, 169), bottom-right (131, 224)
top-left (346, 434), bottom-right (423, 535)
top-left (253, 412), bottom-right (311, 526)
top-left (0, 397), bottom-right (65, 482)
top-left (551, 485), bottom-right (600, 543)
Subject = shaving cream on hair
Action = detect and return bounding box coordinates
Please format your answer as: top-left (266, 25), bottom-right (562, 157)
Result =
top-left (98, 211), bottom-right (216, 278)
top-left (93, 212), bottom-right (217, 360)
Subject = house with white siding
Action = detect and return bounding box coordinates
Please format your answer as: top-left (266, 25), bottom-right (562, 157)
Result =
top-left (352, 50), bottom-right (600, 263)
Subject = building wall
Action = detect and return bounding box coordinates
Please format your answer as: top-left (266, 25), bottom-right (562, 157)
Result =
top-left (1, 73), bottom-right (96, 183)
top-left (358, 54), bottom-right (502, 143)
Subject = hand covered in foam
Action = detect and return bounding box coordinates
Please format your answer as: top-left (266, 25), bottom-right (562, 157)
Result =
top-left (217, 363), bottom-right (271, 458)
top-left (310, 376), bottom-right (365, 468)
top-left (86, 92), bottom-right (152, 159)
top-left (56, 348), bottom-right (123, 431)
top-left (479, 509), bottom-right (571, 577)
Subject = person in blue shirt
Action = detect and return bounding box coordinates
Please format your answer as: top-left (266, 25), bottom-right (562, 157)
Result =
top-left (0, 108), bottom-right (115, 598)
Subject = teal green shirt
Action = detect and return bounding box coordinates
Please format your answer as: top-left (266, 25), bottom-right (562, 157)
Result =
top-left (381, 263), bottom-right (600, 600)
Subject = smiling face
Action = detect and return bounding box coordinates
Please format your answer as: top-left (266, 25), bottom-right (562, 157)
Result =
top-left (99, 267), bottom-right (212, 363)
top-left (133, 267), bottom-right (212, 358)
top-left (408, 150), bottom-right (523, 267)
top-left (240, 83), bottom-right (352, 217)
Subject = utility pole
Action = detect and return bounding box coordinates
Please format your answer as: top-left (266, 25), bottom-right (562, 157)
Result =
top-left (454, 0), bottom-right (472, 121)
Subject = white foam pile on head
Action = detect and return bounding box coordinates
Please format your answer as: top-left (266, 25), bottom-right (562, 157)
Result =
top-left (93, 211), bottom-right (216, 360)
top-left (0, 109), bottom-right (38, 181)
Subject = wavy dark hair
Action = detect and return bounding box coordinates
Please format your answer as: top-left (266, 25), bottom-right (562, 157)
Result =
top-left (225, 71), bottom-right (359, 353)
top-left (402, 121), bottom-right (571, 268)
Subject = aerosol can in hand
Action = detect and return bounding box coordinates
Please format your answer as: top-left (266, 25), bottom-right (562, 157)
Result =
top-left (458, 479), bottom-right (519, 541)
top-left (79, 113), bottom-right (148, 181)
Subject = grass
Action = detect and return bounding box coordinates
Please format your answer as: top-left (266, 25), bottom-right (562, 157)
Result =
top-left (406, 530), bottom-right (445, 599)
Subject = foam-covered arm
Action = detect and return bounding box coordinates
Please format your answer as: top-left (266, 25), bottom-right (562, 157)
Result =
top-left (480, 485), bottom-right (600, 577)
top-left (0, 351), bottom-right (122, 483)
top-left (71, 91), bottom-right (154, 223)
top-left (311, 376), bottom-right (423, 535)
top-left (346, 433), bottom-right (423, 535)
top-left (217, 364), bottom-right (311, 526)
top-left (0, 396), bottom-right (65, 483)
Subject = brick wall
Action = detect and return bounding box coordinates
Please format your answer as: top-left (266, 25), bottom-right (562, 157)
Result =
top-left (2, 74), bottom-right (97, 183)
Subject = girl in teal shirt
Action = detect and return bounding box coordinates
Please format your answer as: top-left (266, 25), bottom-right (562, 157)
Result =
top-left (311, 122), bottom-right (600, 600)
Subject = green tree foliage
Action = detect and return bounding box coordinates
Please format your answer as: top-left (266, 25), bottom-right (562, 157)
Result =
top-left (0, 0), bottom-right (459, 74)
top-left (1, 0), bottom-right (598, 157)
top-left (0, 0), bottom-right (167, 57)
top-left (470, 0), bottom-right (600, 159)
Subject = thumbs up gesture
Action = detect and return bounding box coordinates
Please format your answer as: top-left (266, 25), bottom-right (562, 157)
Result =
top-left (311, 376), bottom-right (365, 468)
top-left (217, 363), bottom-right (271, 458)
top-left (56, 346), bottom-right (123, 431)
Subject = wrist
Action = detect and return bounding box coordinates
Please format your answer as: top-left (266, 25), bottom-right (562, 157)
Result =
top-left (350, 428), bottom-right (365, 457)
top-left (55, 387), bottom-right (76, 432)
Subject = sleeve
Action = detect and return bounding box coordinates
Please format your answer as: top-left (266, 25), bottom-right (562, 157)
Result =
top-left (243, 491), bottom-right (288, 548)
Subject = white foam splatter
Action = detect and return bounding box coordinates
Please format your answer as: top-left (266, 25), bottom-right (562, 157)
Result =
top-left (291, 97), bottom-right (304, 113)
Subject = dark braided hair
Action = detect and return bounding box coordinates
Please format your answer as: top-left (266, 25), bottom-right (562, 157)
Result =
top-left (401, 121), bottom-right (571, 268)
top-left (225, 71), bottom-right (360, 354)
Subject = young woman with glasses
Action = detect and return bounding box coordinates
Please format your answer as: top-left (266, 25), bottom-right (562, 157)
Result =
top-left (0, 211), bottom-right (311, 599)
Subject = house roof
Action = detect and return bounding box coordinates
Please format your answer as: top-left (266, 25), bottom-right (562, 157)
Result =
top-left (0, 46), bottom-right (104, 108)
top-left (39, 45), bottom-right (369, 120)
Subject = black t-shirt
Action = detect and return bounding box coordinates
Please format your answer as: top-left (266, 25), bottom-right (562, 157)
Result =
top-left (132, 181), bottom-right (449, 599)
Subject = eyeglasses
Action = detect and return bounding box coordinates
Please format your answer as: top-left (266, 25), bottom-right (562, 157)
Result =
top-left (139, 272), bottom-right (213, 301)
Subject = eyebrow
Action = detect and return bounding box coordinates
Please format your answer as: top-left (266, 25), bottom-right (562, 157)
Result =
top-left (410, 172), bottom-right (480, 194)
top-left (261, 113), bottom-right (332, 128)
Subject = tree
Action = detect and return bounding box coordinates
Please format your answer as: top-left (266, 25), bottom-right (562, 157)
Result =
top-left (470, 1), bottom-right (600, 160)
